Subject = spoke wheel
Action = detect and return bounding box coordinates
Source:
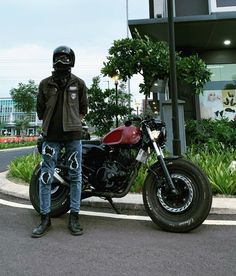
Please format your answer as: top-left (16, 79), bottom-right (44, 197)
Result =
top-left (143, 158), bottom-right (212, 232)
top-left (157, 174), bottom-right (194, 213)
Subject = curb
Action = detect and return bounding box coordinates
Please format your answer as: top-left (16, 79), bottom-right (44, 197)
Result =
top-left (0, 171), bottom-right (236, 215)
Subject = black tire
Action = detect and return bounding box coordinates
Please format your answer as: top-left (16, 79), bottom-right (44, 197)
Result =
top-left (143, 158), bottom-right (212, 232)
top-left (29, 164), bottom-right (70, 217)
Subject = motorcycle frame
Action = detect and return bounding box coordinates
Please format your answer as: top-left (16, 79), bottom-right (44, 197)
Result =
top-left (52, 152), bottom-right (142, 199)
top-left (52, 119), bottom-right (179, 200)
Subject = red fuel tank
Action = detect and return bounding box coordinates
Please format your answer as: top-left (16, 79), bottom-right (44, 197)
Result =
top-left (102, 125), bottom-right (141, 145)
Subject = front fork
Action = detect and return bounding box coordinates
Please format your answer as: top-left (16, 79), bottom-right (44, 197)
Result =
top-left (146, 128), bottom-right (179, 195)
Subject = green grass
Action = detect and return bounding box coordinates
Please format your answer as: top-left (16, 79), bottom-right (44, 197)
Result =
top-left (8, 153), bottom-right (42, 184)
top-left (130, 165), bottom-right (147, 193)
top-left (185, 145), bottom-right (236, 195)
top-left (0, 141), bottom-right (37, 150)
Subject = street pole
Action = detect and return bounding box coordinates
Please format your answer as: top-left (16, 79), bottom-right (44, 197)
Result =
top-left (135, 101), bottom-right (140, 116)
top-left (167, 0), bottom-right (181, 155)
top-left (126, 0), bottom-right (131, 110)
top-left (115, 80), bottom-right (119, 127)
top-left (126, 0), bottom-right (129, 38)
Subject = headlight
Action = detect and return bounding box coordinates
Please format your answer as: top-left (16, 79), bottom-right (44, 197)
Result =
top-left (150, 130), bottom-right (160, 140)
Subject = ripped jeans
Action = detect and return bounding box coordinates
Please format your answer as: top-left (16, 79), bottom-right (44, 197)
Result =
top-left (39, 140), bottom-right (82, 215)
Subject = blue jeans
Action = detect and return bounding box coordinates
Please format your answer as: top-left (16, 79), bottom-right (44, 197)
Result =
top-left (39, 140), bottom-right (82, 215)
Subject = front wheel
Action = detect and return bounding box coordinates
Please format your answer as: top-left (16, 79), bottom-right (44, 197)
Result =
top-left (143, 158), bottom-right (212, 232)
top-left (29, 164), bottom-right (70, 217)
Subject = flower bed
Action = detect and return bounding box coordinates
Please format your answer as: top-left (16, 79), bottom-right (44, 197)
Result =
top-left (0, 136), bottom-right (38, 143)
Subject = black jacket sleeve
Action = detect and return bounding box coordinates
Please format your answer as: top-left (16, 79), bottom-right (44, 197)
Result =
top-left (79, 79), bottom-right (88, 116)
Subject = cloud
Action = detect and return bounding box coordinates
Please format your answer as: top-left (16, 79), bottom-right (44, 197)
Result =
top-left (0, 44), bottom-right (51, 81)
top-left (0, 44), bottom-right (143, 108)
top-left (0, 44), bottom-right (107, 90)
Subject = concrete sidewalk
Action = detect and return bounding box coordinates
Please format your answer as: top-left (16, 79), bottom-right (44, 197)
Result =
top-left (0, 171), bottom-right (235, 215)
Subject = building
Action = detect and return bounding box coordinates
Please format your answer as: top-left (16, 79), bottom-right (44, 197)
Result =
top-left (128, 0), bottom-right (236, 121)
top-left (0, 98), bottom-right (41, 136)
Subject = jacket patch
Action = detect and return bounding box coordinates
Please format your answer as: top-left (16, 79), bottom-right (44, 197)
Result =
top-left (69, 86), bottom-right (77, 91)
top-left (68, 86), bottom-right (77, 100)
top-left (70, 93), bottom-right (77, 100)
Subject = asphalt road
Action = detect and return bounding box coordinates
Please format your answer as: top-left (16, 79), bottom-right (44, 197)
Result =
top-left (0, 146), bottom-right (37, 172)
top-left (0, 147), bottom-right (236, 275)
top-left (0, 194), bottom-right (236, 276)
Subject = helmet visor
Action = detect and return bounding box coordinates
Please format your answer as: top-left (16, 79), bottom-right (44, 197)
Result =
top-left (54, 54), bottom-right (71, 65)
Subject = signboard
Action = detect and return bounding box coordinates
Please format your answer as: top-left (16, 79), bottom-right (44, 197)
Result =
top-left (199, 89), bottom-right (236, 120)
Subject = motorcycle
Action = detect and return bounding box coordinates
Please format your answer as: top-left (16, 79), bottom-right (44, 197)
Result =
top-left (30, 117), bottom-right (212, 233)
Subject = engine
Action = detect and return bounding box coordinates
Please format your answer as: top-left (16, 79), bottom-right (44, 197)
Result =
top-left (93, 148), bottom-right (137, 192)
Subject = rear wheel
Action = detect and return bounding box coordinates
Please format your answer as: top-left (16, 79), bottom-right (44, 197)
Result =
top-left (143, 158), bottom-right (212, 232)
top-left (29, 164), bottom-right (70, 217)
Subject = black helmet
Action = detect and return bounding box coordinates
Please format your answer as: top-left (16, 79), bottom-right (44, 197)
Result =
top-left (53, 45), bottom-right (75, 69)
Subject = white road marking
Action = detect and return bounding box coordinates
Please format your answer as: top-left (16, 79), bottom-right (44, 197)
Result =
top-left (0, 199), bottom-right (33, 209)
top-left (0, 146), bottom-right (36, 152)
top-left (0, 199), bottom-right (236, 226)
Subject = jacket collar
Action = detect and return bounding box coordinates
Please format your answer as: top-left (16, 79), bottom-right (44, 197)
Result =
top-left (48, 73), bottom-right (77, 87)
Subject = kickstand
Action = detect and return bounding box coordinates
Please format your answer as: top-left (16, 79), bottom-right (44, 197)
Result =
top-left (106, 197), bottom-right (121, 214)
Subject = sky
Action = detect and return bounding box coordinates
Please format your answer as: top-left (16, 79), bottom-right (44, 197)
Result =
top-left (0, 0), bottom-right (149, 107)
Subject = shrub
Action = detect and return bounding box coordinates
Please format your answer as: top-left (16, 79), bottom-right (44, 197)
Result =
top-left (185, 144), bottom-right (236, 195)
top-left (185, 119), bottom-right (236, 149)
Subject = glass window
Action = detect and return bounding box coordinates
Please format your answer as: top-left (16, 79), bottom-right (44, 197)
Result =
top-left (200, 64), bottom-right (236, 120)
top-left (209, 0), bottom-right (236, 13)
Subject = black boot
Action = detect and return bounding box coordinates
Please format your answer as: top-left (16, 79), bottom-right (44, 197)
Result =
top-left (31, 214), bottom-right (51, 238)
top-left (68, 211), bottom-right (83, 236)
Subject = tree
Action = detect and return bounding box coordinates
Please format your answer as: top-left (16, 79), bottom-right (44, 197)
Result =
top-left (10, 80), bottom-right (38, 113)
top-left (101, 34), bottom-right (211, 97)
top-left (85, 76), bottom-right (132, 136)
top-left (10, 80), bottom-right (38, 137)
top-left (14, 118), bottom-right (30, 137)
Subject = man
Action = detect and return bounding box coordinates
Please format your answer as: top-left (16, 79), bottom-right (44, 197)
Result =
top-left (32, 46), bottom-right (88, 238)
